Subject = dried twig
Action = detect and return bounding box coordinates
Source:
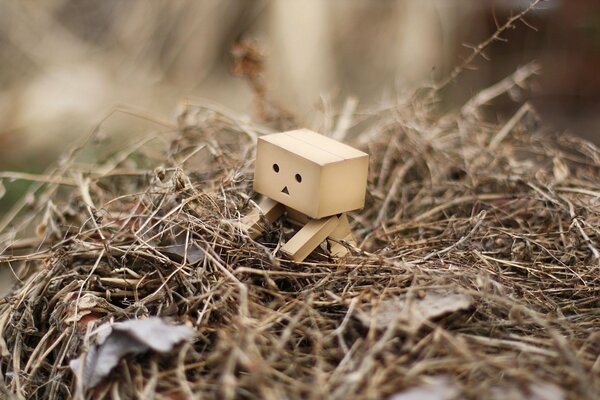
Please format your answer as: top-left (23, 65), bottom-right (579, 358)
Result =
top-left (489, 102), bottom-right (532, 150)
top-left (423, 210), bottom-right (486, 260)
top-left (433, 0), bottom-right (543, 92)
top-left (462, 62), bottom-right (540, 117)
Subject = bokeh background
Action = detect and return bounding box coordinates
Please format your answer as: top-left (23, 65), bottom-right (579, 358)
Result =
top-left (1, 0), bottom-right (600, 292)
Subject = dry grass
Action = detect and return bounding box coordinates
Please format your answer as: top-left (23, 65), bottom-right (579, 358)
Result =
top-left (1, 7), bottom-right (600, 394)
top-left (1, 62), bottom-right (600, 399)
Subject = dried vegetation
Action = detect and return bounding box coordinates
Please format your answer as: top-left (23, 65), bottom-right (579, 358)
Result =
top-left (2, 11), bottom-right (600, 400)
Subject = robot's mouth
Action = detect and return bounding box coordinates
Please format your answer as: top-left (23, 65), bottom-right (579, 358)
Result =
top-left (281, 186), bottom-right (290, 195)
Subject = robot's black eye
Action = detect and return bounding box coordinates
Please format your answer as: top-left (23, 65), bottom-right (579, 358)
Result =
top-left (273, 164), bottom-right (279, 173)
top-left (295, 173), bottom-right (302, 183)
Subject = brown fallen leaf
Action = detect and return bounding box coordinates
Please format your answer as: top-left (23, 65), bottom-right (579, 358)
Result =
top-left (69, 317), bottom-right (195, 389)
top-left (56, 292), bottom-right (122, 331)
top-left (357, 289), bottom-right (473, 334)
top-left (150, 225), bottom-right (206, 264)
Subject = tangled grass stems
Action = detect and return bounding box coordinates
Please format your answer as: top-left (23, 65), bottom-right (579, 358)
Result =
top-left (1, 68), bottom-right (600, 399)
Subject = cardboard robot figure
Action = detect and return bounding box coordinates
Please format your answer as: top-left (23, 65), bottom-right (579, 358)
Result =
top-left (242, 129), bottom-right (369, 262)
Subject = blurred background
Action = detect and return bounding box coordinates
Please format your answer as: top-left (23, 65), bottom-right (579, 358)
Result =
top-left (1, 0), bottom-right (600, 291)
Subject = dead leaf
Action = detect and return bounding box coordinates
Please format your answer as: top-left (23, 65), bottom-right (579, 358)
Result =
top-left (62, 293), bottom-right (118, 327)
top-left (389, 376), bottom-right (461, 400)
top-left (152, 225), bottom-right (205, 264)
top-left (357, 289), bottom-right (473, 334)
top-left (70, 317), bottom-right (195, 388)
top-left (160, 239), bottom-right (205, 264)
top-left (64, 294), bottom-right (98, 324)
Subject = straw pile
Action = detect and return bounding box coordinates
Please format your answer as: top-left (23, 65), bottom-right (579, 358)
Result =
top-left (1, 63), bottom-right (600, 399)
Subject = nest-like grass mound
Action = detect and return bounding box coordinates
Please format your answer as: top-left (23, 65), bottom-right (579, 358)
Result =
top-left (1, 81), bottom-right (600, 399)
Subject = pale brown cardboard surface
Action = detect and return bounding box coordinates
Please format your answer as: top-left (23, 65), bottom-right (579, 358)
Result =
top-left (254, 130), bottom-right (369, 219)
top-left (281, 215), bottom-right (340, 261)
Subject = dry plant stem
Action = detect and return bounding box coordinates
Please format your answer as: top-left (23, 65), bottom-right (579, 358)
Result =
top-left (433, 0), bottom-right (542, 93)
top-left (422, 210), bottom-right (486, 261)
top-left (0, 172), bottom-right (77, 186)
top-left (332, 96), bottom-right (358, 141)
top-left (570, 218), bottom-right (600, 261)
top-left (462, 62), bottom-right (540, 117)
top-left (489, 102), bottom-right (532, 149)
top-left (374, 158), bottom-right (415, 228)
top-left (413, 193), bottom-right (509, 224)
top-left (376, 135), bottom-right (400, 193)
top-left (1, 237), bottom-right (45, 253)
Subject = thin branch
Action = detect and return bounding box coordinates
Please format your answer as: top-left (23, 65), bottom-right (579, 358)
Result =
top-left (433, 0), bottom-right (542, 92)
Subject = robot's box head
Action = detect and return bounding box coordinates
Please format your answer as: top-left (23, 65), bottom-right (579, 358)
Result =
top-left (253, 129), bottom-right (369, 219)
